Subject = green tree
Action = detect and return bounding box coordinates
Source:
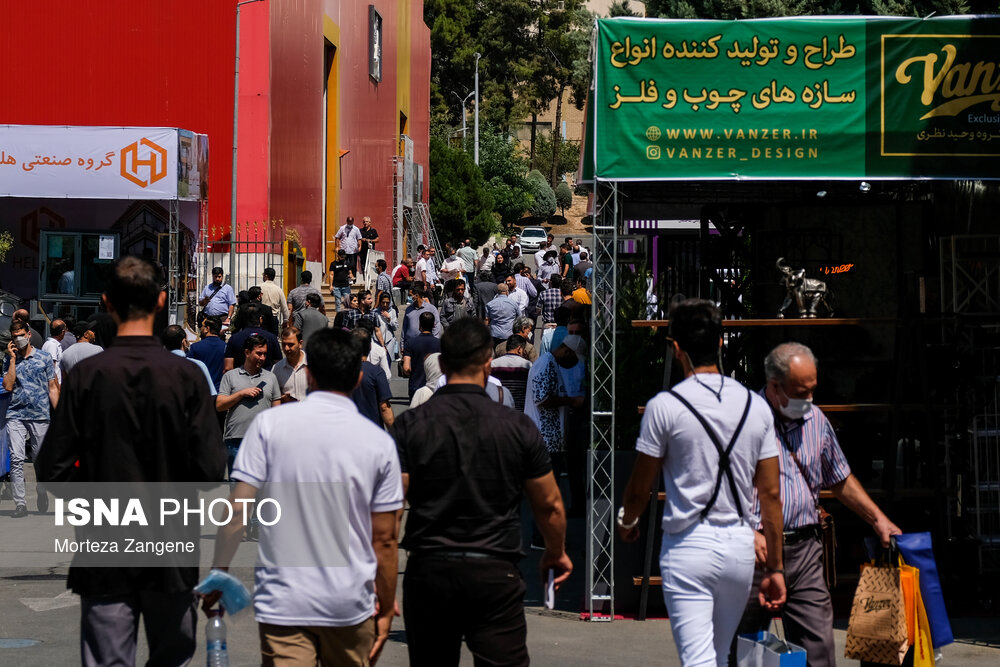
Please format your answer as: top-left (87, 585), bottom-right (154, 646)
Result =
top-left (0, 230), bottom-right (13, 262)
top-left (533, 134), bottom-right (581, 183)
top-left (537, 2), bottom-right (593, 186)
top-left (471, 127), bottom-right (532, 225)
top-left (526, 169), bottom-right (557, 219)
top-left (554, 181), bottom-right (573, 216)
top-left (429, 137), bottom-right (498, 245)
top-left (609, 0), bottom-right (643, 16)
top-left (425, 0), bottom-right (547, 130)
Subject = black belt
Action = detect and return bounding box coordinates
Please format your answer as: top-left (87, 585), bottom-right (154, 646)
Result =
top-left (409, 550), bottom-right (504, 560)
top-left (783, 524), bottom-right (821, 546)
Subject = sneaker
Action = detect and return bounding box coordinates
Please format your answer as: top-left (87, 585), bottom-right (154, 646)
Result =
top-left (36, 489), bottom-right (48, 513)
top-left (12, 505), bottom-right (28, 518)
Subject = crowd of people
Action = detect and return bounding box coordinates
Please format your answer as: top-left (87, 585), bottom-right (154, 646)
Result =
top-left (0, 230), bottom-right (902, 666)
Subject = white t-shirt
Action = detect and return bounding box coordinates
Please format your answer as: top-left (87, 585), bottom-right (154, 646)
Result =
top-left (424, 257), bottom-right (439, 284)
top-left (636, 374), bottom-right (777, 535)
top-left (367, 344), bottom-right (391, 381)
top-left (415, 257), bottom-right (428, 282)
top-left (232, 392), bottom-right (404, 627)
top-left (508, 287), bottom-right (528, 314)
top-left (433, 375), bottom-right (514, 407)
top-left (42, 337), bottom-right (63, 383)
top-left (440, 256), bottom-right (465, 282)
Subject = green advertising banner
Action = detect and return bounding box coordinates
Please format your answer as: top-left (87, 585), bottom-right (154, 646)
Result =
top-left (592, 16), bottom-right (1000, 180)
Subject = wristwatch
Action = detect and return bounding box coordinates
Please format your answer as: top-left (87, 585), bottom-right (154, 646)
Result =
top-left (617, 506), bottom-right (639, 531)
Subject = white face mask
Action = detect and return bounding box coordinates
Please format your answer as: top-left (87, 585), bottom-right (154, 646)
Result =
top-left (14, 335), bottom-right (29, 350)
top-left (778, 387), bottom-right (813, 420)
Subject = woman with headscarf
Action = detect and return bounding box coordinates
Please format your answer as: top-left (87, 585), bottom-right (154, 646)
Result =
top-left (492, 253), bottom-right (511, 284)
top-left (408, 353), bottom-right (443, 408)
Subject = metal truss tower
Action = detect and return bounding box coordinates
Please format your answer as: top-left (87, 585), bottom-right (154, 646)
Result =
top-left (587, 180), bottom-right (619, 619)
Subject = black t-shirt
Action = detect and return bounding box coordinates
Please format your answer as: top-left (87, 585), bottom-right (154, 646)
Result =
top-left (224, 327), bottom-right (282, 370)
top-left (330, 260), bottom-right (352, 287)
top-left (404, 333), bottom-right (441, 398)
top-left (361, 227), bottom-right (379, 251)
top-left (352, 360), bottom-right (392, 427)
top-left (391, 384), bottom-right (552, 558)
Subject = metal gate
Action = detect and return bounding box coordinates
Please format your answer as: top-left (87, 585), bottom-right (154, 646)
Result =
top-left (196, 219), bottom-right (288, 312)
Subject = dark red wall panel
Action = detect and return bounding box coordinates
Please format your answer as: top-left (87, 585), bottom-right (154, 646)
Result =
top-left (268, 0), bottom-right (325, 254)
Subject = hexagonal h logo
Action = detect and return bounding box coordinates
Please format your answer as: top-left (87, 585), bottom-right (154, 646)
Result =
top-left (120, 138), bottom-right (168, 188)
top-left (20, 207), bottom-right (67, 252)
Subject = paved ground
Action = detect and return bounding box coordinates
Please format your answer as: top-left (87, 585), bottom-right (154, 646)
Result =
top-left (1, 363), bottom-right (999, 664)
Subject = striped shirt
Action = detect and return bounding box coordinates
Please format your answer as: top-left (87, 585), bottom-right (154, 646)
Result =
top-left (756, 399), bottom-right (851, 529)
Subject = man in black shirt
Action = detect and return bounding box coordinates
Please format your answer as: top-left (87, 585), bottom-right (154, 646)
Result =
top-left (351, 328), bottom-right (394, 428)
top-left (391, 318), bottom-right (572, 666)
top-left (359, 216), bottom-right (380, 278)
top-left (328, 249), bottom-right (354, 311)
top-left (36, 255), bottom-right (226, 667)
top-left (402, 312), bottom-right (441, 400)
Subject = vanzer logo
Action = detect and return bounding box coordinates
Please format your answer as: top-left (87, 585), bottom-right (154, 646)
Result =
top-left (860, 596), bottom-right (893, 613)
top-left (120, 138), bottom-right (167, 188)
top-left (896, 43), bottom-right (1000, 120)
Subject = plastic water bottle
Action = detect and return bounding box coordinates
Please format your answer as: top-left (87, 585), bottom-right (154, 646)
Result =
top-left (205, 608), bottom-right (229, 667)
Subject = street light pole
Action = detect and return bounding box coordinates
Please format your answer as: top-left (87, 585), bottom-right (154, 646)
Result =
top-left (451, 91), bottom-right (474, 141)
top-left (474, 52), bottom-right (481, 165)
top-left (230, 0), bottom-right (264, 286)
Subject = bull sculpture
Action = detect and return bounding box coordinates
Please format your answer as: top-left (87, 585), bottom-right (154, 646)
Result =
top-left (776, 258), bottom-right (833, 318)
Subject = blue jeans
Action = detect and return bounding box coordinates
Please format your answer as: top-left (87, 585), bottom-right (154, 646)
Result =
top-left (224, 438), bottom-right (242, 478)
top-left (332, 286), bottom-right (351, 311)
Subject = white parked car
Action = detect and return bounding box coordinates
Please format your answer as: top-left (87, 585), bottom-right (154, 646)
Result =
top-left (518, 226), bottom-right (548, 251)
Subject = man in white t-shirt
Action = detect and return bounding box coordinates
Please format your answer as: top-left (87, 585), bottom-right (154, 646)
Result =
top-left (208, 328), bottom-right (403, 665)
top-left (617, 299), bottom-right (785, 667)
top-left (41, 319), bottom-right (67, 383)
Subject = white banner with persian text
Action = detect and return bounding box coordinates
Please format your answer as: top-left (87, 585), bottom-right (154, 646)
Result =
top-left (0, 126), bottom-right (207, 200)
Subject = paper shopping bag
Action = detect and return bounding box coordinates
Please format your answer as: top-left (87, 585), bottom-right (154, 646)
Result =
top-left (736, 631), bottom-right (807, 667)
top-left (907, 561), bottom-right (935, 667)
top-left (899, 563), bottom-right (917, 645)
top-left (845, 563), bottom-right (909, 665)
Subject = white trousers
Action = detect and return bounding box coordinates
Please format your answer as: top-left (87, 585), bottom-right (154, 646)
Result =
top-left (660, 521), bottom-right (756, 667)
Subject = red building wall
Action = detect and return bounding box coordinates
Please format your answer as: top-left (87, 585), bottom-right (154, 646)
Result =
top-left (2, 0), bottom-right (430, 272)
top-left (1, 0), bottom-right (238, 240)
top-left (268, 0), bottom-right (324, 255)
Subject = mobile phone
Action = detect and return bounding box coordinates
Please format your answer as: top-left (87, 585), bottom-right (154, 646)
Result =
top-left (256, 381), bottom-right (267, 390)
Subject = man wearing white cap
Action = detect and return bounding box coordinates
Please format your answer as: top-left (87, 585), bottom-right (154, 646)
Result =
top-left (525, 325), bottom-right (586, 503)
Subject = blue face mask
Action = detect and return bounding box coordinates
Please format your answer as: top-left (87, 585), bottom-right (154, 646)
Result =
top-left (195, 569), bottom-right (251, 614)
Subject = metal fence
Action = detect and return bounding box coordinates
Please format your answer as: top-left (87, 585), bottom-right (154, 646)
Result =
top-left (195, 219), bottom-right (288, 319)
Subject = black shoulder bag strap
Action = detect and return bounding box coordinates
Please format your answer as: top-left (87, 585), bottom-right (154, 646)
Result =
top-left (668, 388), bottom-right (754, 522)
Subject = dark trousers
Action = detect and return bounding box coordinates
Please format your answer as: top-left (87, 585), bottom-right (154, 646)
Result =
top-left (81, 590), bottom-right (197, 667)
top-left (346, 253), bottom-right (359, 278)
top-left (732, 534), bottom-right (835, 667)
top-left (565, 407), bottom-right (588, 514)
top-left (403, 553), bottom-right (528, 667)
